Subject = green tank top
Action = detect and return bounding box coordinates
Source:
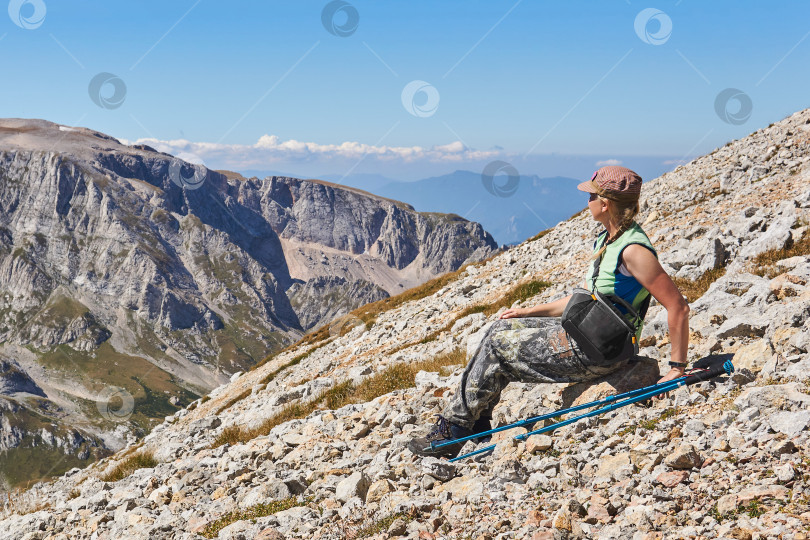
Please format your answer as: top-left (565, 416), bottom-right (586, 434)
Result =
top-left (588, 222), bottom-right (657, 338)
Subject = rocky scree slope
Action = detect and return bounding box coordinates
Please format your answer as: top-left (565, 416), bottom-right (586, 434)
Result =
top-left (0, 118), bottom-right (496, 487)
top-left (1, 109), bottom-right (810, 539)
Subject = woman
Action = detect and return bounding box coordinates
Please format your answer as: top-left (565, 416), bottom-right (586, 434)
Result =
top-left (408, 166), bottom-right (690, 458)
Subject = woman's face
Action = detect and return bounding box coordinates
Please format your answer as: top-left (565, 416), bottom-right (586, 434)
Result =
top-left (587, 193), bottom-right (608, 222)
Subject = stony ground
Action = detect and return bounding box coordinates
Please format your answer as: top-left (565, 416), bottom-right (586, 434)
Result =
top-left (1, 110), bottom-right (809, 539)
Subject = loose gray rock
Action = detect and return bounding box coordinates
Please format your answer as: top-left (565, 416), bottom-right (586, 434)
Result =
top-left (767, 410), bottom-right (810, 437)
top-left (335, 472), bottom-right (370, 503)
top-left (421, 457), bottom-right (456, 482)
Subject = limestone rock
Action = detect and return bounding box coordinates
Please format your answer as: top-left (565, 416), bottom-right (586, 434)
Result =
top-left (526, 434), bottom-right (553, 454)
top-left (767, 410), bottom-right (810, 437)
top-left (335, 472), bottom-right (370, 503)
top-left (420, 457), bottom-right (456, 482)
top-left (664, 444), bottom-right (702, 470)
top-left (365, 479), bottom-right (393, 504)
top-left (596, 452), bottom-right (634, 480)
top-left (732, 339), bottom-right (775, 372)
top-left (563, 357), bottom-right (660, 408)
top-left (656, 470), bottom-right (689, 487)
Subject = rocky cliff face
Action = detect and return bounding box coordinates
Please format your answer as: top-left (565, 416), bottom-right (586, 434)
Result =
top-left (286, 276), bottom-right (389, 331)
top-left (1, 109), bottom-right (808, 539)
top-left (0, 118), bottom-right (497, 488)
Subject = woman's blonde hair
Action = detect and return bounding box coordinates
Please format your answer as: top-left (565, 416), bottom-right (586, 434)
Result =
top-left (593, 196), bottom-right (640, 260)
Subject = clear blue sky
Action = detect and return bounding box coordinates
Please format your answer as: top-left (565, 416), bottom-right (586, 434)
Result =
top-left (2, 0), bottom-right (809, 181)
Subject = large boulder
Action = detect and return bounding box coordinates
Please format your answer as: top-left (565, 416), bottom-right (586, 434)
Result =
top-left (562, 356), bottom-right (660, 408)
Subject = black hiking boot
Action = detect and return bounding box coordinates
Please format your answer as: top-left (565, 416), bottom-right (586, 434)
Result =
top-left (407, 415), bottom-right (475, 458)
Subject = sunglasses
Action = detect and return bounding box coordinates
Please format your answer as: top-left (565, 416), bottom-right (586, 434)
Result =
top-left (588, 192), bottom-right (599, 202)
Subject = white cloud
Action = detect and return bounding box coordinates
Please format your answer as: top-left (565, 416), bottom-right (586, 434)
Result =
top-left (595, 159), bottom-right (622, 166)
top-left (118, 133), bottom-right (503, 170)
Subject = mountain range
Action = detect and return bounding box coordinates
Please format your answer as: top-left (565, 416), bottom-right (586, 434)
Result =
top-left (243, 169), bottom-right (585, 246)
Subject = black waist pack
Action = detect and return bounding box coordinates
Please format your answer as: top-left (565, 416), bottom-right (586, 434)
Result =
top-left (561, 287), bottom-right (641, 366)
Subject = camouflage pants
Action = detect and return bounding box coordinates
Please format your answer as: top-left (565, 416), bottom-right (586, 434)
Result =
top-left (442, 317), bottom-right (628, 429)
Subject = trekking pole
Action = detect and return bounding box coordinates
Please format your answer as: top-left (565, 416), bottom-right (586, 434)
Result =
top-left (432, 374), bottom-right (693, 453)
top-left (449, 359), bottom-right (734, 462)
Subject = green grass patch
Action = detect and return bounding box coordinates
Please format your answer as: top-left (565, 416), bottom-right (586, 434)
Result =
top-left (200, 497), bottom-right (309, 538)
top-left (35, 342), bottom-right (193, 432)
top-left (100, 451), bottom-right (157, 483)
top-left (0, 444), bottom-right (103, 490)
top-left (740, 498), bottom-right (766, 518)
top-left (709, 503), bottom-right (735, 523)
top-left (619, 407), bottom-right (679, 436)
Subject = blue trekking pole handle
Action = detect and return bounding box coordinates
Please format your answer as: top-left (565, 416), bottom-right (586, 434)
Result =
top-left (450, 360), bottom-right (734, 462)
top-left (432, 374), bottom-right (691, 451)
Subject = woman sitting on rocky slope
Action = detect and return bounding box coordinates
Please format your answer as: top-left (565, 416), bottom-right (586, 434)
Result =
top-left (409, 165), bottom-right (691, 458)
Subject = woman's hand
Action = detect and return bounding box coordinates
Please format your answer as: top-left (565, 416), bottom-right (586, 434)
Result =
top-left (653, 367), bottom-right (686, 401)
top-left (499, 307), bottom-right (528, 319)
top-left (501, 295), bottom-right (572, 319)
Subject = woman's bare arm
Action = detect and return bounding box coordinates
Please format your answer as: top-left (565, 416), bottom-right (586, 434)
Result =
top-left (622, 244), bottom-right (690, 383)
top-left (499, 295), bottom-right (572, 319)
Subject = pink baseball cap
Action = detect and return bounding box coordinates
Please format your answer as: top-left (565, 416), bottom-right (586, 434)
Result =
top-left (577, 166), bottom-right (642, 202)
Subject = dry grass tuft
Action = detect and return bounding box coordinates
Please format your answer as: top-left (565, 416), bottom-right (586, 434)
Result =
top-left (213, 344), bottom-right (329, 419)
top-left (672, 267), bottom-right (727, 304)
top-left (211, 348), bottom-right (466, 448)
top-left (210, 425), bottom-right (244, 448)
top-left (1, 487), bottom-right (53, 517)
top-left (527, 228), bottom-right (552, 243)
top-left (99, 451), bottom-right (158, 483)
top-left (496, 280), bottom-right (552, 313)
top-left (750, 228), bottom-right (810, 278)
top-left (213, 388), bottom-right (251, 416)
top-left (259, 348), bottom-right (316, 386)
